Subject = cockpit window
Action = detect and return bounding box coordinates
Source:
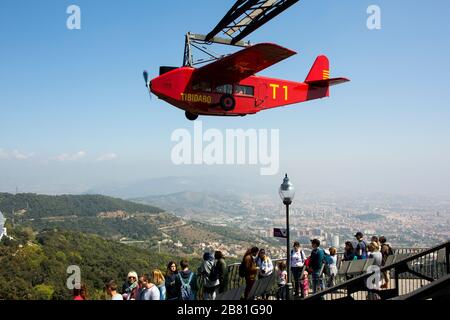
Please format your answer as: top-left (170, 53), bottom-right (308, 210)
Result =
top-left (215, 84), bottom-right (233, 94)
top-left (234, 85), bottom-right (254, 96)
top-left (192, 81), bottom-right (212, 92)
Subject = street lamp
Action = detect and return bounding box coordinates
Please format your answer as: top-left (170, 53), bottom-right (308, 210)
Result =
top-left (279, 174), bottom-right (295, 299)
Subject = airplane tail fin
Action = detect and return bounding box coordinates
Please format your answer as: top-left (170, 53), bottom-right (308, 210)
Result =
top-left (304, 55), bottom-right (349, 100)
top-left (305, 55), bottom-right (330, 83)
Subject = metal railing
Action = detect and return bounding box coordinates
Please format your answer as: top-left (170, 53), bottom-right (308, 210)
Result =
top-left (199, 245), bottom-right (447, 300)
top-left (224, 250), bottom-right (426, 292)
top-left (221, 245), bottom-right (448, 300)
top-left (303, 241), bottom-right (450, 300)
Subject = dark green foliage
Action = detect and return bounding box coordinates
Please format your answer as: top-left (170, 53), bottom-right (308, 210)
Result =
top-left (0, 193), bottom-right (168, 241)
top-left (20, 217), bottom-right (162, 240)
top-left (0, 193), bottom-right (162, 219)
top-left (0, 226), bottom-right (197, 300)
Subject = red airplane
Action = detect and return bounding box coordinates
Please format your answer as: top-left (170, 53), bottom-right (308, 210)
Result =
top-left (145, 43), bottom-right (349, 121)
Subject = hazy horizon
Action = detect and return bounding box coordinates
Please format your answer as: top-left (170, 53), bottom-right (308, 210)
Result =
top-left (1, 173), bottom-right (449, 200)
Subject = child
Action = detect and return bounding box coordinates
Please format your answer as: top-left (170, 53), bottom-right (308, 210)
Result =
top-left (276, 261), bottom-right (288, 300)
top-left (328, 247), bottom-right (338, 288)
top-left (301, 270), bottom-right (310, 298)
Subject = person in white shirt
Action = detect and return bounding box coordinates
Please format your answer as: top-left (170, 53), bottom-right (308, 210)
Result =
top-left (327, 247), bottom-right (338, 287)
top-left (368, 243), bottom-right (383, 267)
top-left (138, 274), bottom-right (161, 300)
top-left (367, 242), bottom-right (383, 299)
top-left (105, 280), bottom-right (123, 301)
top-left (276, 261), bottom-right (288, 300)
top-left (290, 241), bottom-right (306, 297)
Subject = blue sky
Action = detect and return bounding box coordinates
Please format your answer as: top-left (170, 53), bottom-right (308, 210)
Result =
top-left (1, 0), bottom-right (449, 195)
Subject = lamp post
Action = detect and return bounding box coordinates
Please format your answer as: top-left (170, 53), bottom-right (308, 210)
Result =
top-left (279, 174), bottom-right (295, 299)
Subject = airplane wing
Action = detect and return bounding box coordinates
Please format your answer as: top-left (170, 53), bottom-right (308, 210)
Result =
top-left (192, 43), bottom-right (296, 86)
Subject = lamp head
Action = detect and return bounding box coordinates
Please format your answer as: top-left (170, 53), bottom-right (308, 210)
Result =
top-left (279, 174), bottom-right (295, 205)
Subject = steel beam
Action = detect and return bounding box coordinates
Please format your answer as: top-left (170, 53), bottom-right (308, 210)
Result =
top-left (205, 0), bottom-right (300, 44)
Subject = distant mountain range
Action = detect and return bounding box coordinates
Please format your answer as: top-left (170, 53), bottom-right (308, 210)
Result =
top-left (132, 191), bottom-right (250, 220)
top-left (84, 176), bottom-right (242, 199)
top-left (84, 175), bottom-right (280, 199)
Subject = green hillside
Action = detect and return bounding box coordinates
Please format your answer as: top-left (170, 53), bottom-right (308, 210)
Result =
top-left (0, 193), bottom-right (275, 260)
top-left (0, 225), bottom-right (201, 300)
top-left (0, 193), bottom-right (171, 241)
top-left (0, 193), bottom-right (163, 218)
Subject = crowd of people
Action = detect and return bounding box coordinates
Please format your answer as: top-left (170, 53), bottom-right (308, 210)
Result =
top-left (72, 232), bottom-right (394, 300)
top-left (73, 251), bottom-right (229, 301)
top-left (239, 232), bottom-right (394, 300)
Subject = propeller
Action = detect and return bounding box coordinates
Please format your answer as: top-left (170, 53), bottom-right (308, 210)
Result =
top-left (143, 70), bottom-right (152, 100)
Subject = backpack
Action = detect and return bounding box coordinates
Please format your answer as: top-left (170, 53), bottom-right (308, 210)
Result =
top-left (178, 272), bottom-right (194, 300)
top-left (381, 244), bottom-right (394, 265)
top-left (207, 261), bottom-right (219, 282)
top-left (305, 257), bottom-right (311, 267)
top-left (322, 251), bottom-right (333, 275)
top-left (383, 244), bottom-right (394, 256)
top-left (238, 260), bottom-right (247, 278)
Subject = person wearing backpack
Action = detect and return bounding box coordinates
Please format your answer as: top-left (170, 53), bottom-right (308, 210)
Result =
top-left (290, 241), bottom-right (306, 297)
top-left (242, 247), bottom-right (259, 300)
top-left (175, 260), bottom-right (198, 301)
top-left (309, 239), bottom-right (325, 294)
top-left (355, 232), bottom-right (368, 260)
top-left (198, 252), bottom-right (220, 300)
top-left (214, 251), bottom-right (228, 294)
top-left (380, 236), bottom-right (393, 289)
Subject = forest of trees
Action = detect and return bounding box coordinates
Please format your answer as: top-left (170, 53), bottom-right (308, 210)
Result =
top-left (0, 193), bottom-right (172, 240)
top-left (0, 225), bottom-right (201, 300)
top-left (0, 193), bottom-right (162, 218)
top-left (0, 193), bottom-right (274, 300)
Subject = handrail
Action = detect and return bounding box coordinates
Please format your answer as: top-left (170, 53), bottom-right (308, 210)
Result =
top-left (390, 273), bottom-right (450, 300)
top-left (303, 241), bottom-right (450, 300)
top-left (220, 243), bottom-right (448, 299)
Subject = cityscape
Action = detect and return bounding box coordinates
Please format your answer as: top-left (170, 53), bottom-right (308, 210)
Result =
top-left (138, 191), bottom-right (450, 260)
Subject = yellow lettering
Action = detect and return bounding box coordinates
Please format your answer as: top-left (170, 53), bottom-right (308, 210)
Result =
top-left (180, 93), bottom-right (212, 104)
top-left (283, 85), bottom-right (288, 101)
top-left (270, 84), bottom-right (279, 99)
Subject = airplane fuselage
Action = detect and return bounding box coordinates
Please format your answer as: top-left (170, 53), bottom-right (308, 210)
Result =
top-left (150, 66), bottom-right (329, 118)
